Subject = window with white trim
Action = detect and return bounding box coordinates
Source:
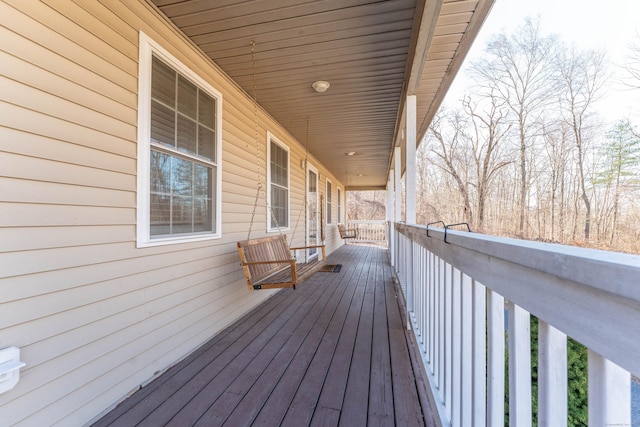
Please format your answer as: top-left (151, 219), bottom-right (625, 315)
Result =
top-left (326, 179), bottom-right (333, 224)
top-left (267, 133), bottom-right (289, 230)
top-left (137, 33), bottom-right (222, 247)
top-left (337, 187), bottom-right (342, 223)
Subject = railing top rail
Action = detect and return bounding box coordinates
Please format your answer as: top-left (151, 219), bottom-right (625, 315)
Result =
top-left (347, 219), bottom-right (387, 224)
top-left (401, 222), bottom-right (640, 300)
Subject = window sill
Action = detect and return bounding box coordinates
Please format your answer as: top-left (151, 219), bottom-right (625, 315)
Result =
top-left (137, 233), bottom-right (221, 248)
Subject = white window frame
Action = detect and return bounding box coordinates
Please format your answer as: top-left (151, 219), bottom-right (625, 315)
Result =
top-left (136, 32), bottom-right (223, 247)
top-left (337, 187), bottom-right (342, 224)
top-left (326, 178), bottom-right (333, 224)
top-left (266, 132), bottom-right (290, 232)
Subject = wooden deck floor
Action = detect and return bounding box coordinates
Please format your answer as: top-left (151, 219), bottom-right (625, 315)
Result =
top-left (92, 244), bottom-right (434, 427)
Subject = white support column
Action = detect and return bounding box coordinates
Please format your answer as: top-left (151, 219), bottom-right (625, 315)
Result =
top-left (538, 321), bottom-right (567, 427)
top-left (405, 95), bottom-right (417, 224)
top-left (394, 146), bottom-right (402, 273)
top-left (387, 174), bottom-right (395, 267)
top-left (405, 95), bottom-right (416, 330)
top-left (588, 350), bottom-right (631, 427)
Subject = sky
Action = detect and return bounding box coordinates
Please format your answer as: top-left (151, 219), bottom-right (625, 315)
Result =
top-left (445, 0), bottom-right (640, 123)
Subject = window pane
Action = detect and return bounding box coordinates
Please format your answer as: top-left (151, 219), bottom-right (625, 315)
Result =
top-left (270, 144), bottom-right (288, 187)
top-left (269, 140), bottom-right (289, 229)
top-left (177, 114), bottom-right (197, 155)
top-left (172, 195), bottom-right (193, 234)
top-left (309, 170), bottom-right (317, 192)
top-left (150, 193), bottom-right (171, 236)
top-left (198, 125), bottom-right (215, 161)
top-left (150, 150), bottom-right (171, 194)
top-left (150, 150), bottom-right (214, 237)
top-left (199, 92), bottom-right (215, 128)
top-left (194, 197), bottom-right (212, 232)
top-left (172, 156), bottom-right (193, 196)
top-left (152, 57), bottom-right (175, 107)
top-left (271, 186), bottom-right (288, 228)
top-left (151, 101), bottom-right (175, 148)
top-left (178, 75), bottom-right (197, 119)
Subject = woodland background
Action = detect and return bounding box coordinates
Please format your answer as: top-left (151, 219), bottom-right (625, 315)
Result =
top-left (349, 18), bottom-right (640, 255)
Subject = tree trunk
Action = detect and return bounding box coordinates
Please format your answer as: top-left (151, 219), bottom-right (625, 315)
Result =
top-left (519, 124), bottom-right (527, 237)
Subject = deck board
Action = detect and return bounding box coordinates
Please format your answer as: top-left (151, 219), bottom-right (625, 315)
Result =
top-left (92, 244), bottom-right (433, 426)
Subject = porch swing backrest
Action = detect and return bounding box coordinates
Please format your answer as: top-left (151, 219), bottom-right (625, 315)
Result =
top-left (238, 234), bottom-right (294, 284)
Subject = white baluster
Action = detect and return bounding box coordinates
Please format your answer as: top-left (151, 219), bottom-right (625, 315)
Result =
top-left (487, 290), bottom-right (504, 427)
top-left (538, 321), bottom-right (567, 427)
top-left (588, 350), bottom-right (630, 427)
top-left (507, 302), bottom-right (531, 427)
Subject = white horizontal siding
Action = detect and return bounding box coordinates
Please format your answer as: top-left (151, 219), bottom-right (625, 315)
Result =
top-left (0, 0), bottom-right (348, 425)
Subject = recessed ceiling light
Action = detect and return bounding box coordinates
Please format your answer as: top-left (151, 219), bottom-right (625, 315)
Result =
top-left (312, 80), bottom-right (330, 93)
top-left (345, 151), bottom-right (356, 156)
top-left (357, 174), bottom-right (364, 177)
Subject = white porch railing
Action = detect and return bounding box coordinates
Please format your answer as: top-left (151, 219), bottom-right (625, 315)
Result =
top-left (346, 220), bottom-right (387, 244)
top-left (392, 222), bottom-right (640, 427)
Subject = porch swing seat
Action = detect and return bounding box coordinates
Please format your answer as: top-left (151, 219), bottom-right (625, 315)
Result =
top-left (237, 235), bottom-right (326, 290)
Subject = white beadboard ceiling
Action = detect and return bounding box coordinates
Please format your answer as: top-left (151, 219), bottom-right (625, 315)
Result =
top-left (150, 0), bottom-right (494, 190)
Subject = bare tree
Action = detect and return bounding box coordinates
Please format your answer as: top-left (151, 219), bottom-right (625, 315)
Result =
top-left (623, 30), bottom-right (640, 89)
top-left (541, 120), bottom-right (572, 242)
top-left (470, 17), bottom-right (559, 236)
top-left (347, 191), bottom-right (386, 220)
top-left (427, 109), bottom-right (475, 225)
top-left (558, 46), bottom-right (608, 240)
top-left (462, 94), bottom-right (512, 231)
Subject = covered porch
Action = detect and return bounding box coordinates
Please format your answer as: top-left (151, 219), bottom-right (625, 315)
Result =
top-left (93, 243), bottom-right (434, 426)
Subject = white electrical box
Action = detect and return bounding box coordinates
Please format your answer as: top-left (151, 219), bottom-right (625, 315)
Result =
top-left (0, 346), bottom-right (26, 394)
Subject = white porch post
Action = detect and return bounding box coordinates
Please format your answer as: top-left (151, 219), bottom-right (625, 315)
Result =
top-left (394, 146), bottom-right (401, 272)
top-left (405, 95), bottom-right (416, 224)
top-left (387, 173), bottom-right (395, 267)
top-left (405, 95), bottom-right (416, 329)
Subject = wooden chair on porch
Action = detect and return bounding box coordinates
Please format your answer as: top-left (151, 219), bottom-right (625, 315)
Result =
top-left (337, 223), bottom-right (357, 240)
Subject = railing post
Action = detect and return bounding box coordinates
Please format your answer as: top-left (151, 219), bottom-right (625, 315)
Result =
top-left (588, 350), bottom-right (631, 426)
